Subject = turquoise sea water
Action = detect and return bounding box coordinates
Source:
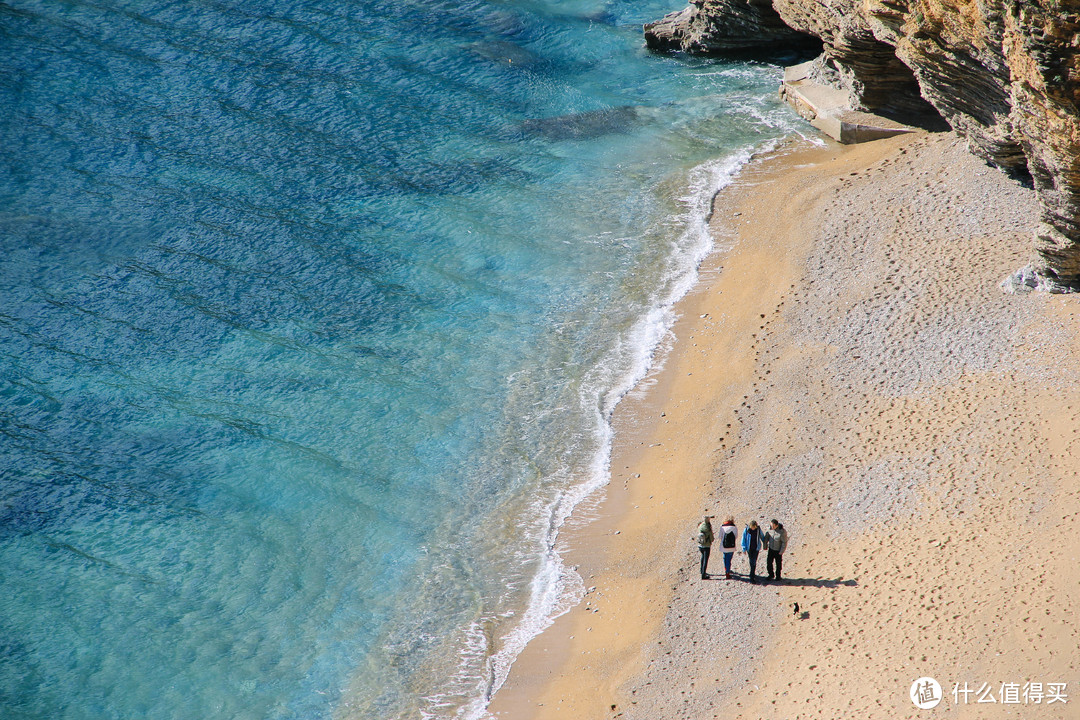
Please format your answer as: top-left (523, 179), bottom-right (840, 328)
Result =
top-left (0, 1), bottom-right (808, 718)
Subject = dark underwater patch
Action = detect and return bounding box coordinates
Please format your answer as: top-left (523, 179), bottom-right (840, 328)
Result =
top-left (520, 106), bottom-right (643, 140)
top-left (465, 39), bottom-right (541, 67)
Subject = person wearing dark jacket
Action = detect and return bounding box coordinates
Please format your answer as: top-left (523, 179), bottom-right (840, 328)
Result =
top-left (718, 516), bottom-right (738, 579)
top-left (741, 520), bottom-right (762, 583)
top-left (696, 516), bottom-right (714, 580)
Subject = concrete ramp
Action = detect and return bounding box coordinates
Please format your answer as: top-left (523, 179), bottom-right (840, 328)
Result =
top-left (780, 62), bottom-right (918, 144)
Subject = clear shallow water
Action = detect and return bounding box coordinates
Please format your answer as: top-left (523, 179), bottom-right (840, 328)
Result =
top-left (0, 1), bottom-right (807, 718)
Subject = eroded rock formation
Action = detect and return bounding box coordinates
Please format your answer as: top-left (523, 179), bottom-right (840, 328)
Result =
top-left (643, 0), bottom-right (818, 55)
top-left (646, 0), bottom-right (1080, 291)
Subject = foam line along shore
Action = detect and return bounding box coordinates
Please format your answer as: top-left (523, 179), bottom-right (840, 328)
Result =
top-left (451, 143), bottom-right (771, 720)
top-left (487, 131), bottom-right (1080, 720)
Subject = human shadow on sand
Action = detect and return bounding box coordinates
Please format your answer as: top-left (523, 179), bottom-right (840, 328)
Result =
top-left (727, 575), bottom-right (858, 588)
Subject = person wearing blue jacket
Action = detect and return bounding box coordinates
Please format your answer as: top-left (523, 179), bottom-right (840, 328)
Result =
top-left (741, 520), bottom-right (762, 584)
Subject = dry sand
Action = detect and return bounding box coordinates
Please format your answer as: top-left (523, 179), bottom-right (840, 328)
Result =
top-left (487, 131), bottom-right (1080, 720)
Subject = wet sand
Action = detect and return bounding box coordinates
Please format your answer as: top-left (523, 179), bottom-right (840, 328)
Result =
top-left (487, 131), bottom-right (1080, 720)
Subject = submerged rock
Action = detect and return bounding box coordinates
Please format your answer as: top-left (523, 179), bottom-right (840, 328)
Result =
top-left (466, 40), bottom-right (541, 67)
top-left (520, 106), bottom-right (642, 140)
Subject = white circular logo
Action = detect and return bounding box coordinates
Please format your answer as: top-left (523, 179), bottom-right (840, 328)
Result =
top-left (910, 677), bottom-right (942, 709)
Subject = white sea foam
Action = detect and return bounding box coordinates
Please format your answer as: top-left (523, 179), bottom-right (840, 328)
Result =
top-left (454, 142), bottom-right (781, 720)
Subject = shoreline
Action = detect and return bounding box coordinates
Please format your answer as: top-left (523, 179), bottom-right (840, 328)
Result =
top-left (486, 134), bottom-right (875, 718)
top-left (488, 130), bottom-right (1080, 719)
top-left (472, 142), bottom-right (771, 718)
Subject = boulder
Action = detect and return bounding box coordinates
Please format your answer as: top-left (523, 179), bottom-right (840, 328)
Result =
top-left (644, 0), bottom-right (818, 55)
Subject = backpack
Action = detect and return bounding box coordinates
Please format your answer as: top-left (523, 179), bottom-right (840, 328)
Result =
top-left (722, 527), bottom-right (736, 548)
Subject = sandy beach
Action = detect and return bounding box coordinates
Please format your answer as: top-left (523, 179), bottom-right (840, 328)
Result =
top-left (488, 131), bottom-right (1080, 719)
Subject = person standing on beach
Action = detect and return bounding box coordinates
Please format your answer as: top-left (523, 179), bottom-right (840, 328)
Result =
top-left (763, 519), bottom-right (788, 581)
top-left (697, 516), bottom-right (714, 580)
top-left (741, 520), bottom-right (762, 583)
top-left (719, 516), bottom-right (738, 580)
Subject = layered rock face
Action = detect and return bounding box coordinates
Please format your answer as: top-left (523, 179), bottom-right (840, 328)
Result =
top-left (643, 0), bottom-right (818, 55)
top-left (647, 0), bottom-right (1080, 290)
top-left (772, 0), bottom-right (943, 122)
top-left (1002, 3), bottom-right (1080, 288)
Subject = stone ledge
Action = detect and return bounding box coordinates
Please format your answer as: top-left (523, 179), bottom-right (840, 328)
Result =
top-left (780, 61), bottom-right (918, 144)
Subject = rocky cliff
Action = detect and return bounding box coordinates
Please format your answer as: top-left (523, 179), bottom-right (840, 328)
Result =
top-left (643, 0), bottom-right (818, 54)
top-left (646, 0), bottom-right (1080, 291)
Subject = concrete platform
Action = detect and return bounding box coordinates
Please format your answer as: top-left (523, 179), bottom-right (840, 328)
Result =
top-left (780, 61), bottom-right (918, 144)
